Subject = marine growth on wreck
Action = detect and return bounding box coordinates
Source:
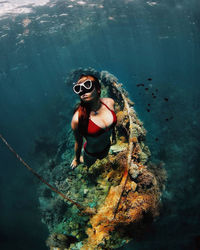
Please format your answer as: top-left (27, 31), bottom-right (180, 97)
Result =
top-left (36, 68), bottom-right (167, 250)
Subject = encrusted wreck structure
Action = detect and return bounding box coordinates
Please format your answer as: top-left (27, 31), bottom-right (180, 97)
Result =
top-left (37, 68), bottom-right (167, 250)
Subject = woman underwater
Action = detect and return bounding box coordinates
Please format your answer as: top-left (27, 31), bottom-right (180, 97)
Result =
top-left (70, 74), bottom-right (117, 168)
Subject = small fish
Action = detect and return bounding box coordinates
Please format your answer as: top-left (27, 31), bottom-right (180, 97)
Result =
top-left (148, 103), bottom-right (151, 106)
top-left (136, 83), bottom-right (144, 87)
top-left (153, 96), bottom-right (156, 98)
top-left (155, 88), bottom-right (158, 92)
top-left (147, 78), bottom-right (152, 81)
top-left (155, 138), bottom-right (159, 141)
top-left (146, 108), bottom-right (150, 112)
top-left (145, 88), bottom-right (149, 91)
top-left (165, 116), bottom-right (173, 121)
top-left (164, 98), bottom-right (169, 101)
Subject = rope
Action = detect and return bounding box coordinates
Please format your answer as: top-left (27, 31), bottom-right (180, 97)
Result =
top-left (112, 82), bottom-right (136, 218)
top-left (0, 134), bottom-right (96, 215)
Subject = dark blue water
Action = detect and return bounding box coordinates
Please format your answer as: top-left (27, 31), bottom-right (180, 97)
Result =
top-left (0, 0), bottom-right (200, 249)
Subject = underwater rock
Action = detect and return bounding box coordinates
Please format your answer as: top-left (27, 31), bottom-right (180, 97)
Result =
top-left (37, 68), bottom-right (167, 250)
top-left (138, 151), bottom-right (149, 164)
top-left (129, 161), bottom-right (140, 179)
top-left (46, 233), bottom-right (77, 249)
top-left (110, 142), bottom-right (128, 154)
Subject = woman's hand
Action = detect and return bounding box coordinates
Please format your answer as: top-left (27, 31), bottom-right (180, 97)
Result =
top-left (70, 156), bottom-right (83, 169)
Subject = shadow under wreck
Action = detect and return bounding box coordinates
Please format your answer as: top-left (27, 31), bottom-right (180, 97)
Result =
top-left (37, 68), bottom-right (167, 250)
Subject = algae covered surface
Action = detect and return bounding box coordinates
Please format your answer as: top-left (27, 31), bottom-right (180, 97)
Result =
top-left (36, 69), bottom-right (167, 249)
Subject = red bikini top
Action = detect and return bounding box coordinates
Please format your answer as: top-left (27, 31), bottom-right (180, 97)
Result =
top-left (86, 100), bottom-right (117, 137)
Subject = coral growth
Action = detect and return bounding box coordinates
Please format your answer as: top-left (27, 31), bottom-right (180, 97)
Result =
top-left (46, 233), bottom-right (78, 249)
top-left (36, 68), bottom-right (167, 250)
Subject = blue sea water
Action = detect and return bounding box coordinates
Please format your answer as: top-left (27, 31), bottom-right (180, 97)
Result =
top-left (0, 0), bottom-right (199, 249)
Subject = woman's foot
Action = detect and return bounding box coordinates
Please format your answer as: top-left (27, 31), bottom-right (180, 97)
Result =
top-left (80, 155), bottom-right (84, 163)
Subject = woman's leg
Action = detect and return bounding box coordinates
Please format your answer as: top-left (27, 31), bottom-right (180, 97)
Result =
top-left (83, 150), bottom-right (97, 167)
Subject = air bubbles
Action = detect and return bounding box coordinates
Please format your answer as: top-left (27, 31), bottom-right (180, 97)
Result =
top-left (146, 1), bottom-right (158, 7)
top-left (77, 1), bottom-right (86, 5)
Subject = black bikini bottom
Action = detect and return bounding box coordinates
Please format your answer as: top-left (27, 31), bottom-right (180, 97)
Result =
top-left (83, 142), bottom-right (111, 159)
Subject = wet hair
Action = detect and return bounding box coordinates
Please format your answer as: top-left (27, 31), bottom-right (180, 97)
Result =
top-left (73, 74), bottom-right (101, 136)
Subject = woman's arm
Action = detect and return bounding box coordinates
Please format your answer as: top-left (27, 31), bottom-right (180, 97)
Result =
top-left (73, 128), bottom-right (83, 162)
top-left (70, 111), bottom-right (83, 169)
